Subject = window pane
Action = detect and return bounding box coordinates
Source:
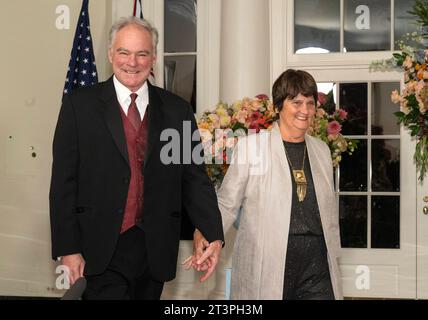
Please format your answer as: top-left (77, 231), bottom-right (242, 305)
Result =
top-left (165, 0), bottom-right (197, 53)
top-left (340, 196), bottom-right (367, 248)
top-left (317, 82), bottom-right (337, 114)
top-left (294, 0), bottom-right (340, 53)
top-left (395, 0), bottom-right (418, 50)
top-left (372, 139), bottom-right (400, 192)
top-left (371, 196), bottom-right (400, 248)
top-left (339, 83), bottom-right (368, 135)
top-left (372, 82), bottom-right (400, 135)
top-left (164, 55), bottom-right (196, 112)
top-left (344, 0), bottom-right (391, 52)
top-left (340, 140), bottom-right (367, 191)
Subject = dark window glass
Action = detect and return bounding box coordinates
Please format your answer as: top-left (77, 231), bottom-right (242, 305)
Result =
top-left (372, 82), bottom-right (400, 135)
top-left (165, 0), bottom-right (197, 53)
top-left (340, 83), bottom-right (368, 135)
top-left (344, 0), bottom-right (390, 51)
top-left (164, 55), bottom-right (197, 112)
top-left (395, 0), bottom-right (418, 50)
top-left (371, 196), bottom-right (400, 248)
top-left (372, 139), bottom-right (400, 192)
top-left (340, 139), bottom-right (367, 191)
top-left (340, 196), bottom-right (368, 248)
top-left (294, 0), bottom-right (340, 53)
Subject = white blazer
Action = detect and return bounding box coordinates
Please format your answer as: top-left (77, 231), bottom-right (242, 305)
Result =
top-left (218, 122), bottom-right (343, 299)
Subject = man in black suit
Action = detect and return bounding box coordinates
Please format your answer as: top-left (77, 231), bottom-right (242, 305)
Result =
top-left (49, 17), bottom-right (224, 299)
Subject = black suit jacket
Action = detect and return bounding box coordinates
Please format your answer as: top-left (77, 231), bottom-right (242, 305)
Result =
top-left (49, 77), bottom-right (224, 281)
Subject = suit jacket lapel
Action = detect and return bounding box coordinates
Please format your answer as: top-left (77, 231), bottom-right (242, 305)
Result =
top-left (100, 76), bottom-right (129, 166)
top-left (145, 82), bottom-right (163, 168)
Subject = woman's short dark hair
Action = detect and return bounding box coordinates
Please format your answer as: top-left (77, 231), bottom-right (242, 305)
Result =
top-left (272, 69), bottom-right (318, 112)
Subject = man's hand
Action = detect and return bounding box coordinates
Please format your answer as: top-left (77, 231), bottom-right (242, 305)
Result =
top-left (182, 229), bottom-right (223, 282)
top-left (60, 253), bottom-right (85, 285)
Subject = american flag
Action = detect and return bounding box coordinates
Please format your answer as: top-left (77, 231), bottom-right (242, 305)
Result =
top-left (133, 0), bottom-right (144, 19)
top-left (63, 0), bottom-right (98, 95)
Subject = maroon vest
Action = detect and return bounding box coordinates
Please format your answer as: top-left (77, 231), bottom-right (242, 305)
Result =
top-left (119, 107), bottom-right (148, 233)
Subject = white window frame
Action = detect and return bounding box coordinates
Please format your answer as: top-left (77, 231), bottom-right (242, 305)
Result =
top-left (139, 0), bottom-right (221, 117)
top-left (270, 0), bottom-right (406, 81)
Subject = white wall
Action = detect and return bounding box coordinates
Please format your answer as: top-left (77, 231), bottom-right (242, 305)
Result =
top-left (0, 0), bottom-right (112, 297)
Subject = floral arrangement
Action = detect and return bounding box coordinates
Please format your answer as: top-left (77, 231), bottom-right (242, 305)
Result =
top-left (197, 94), bottom-right (276, 187)
top-left (308, 92), bottom-right (358, 167)
top-left (198, 93), bottom-right (357, 187)
top-left (371, 0), bottom-right (428, 181)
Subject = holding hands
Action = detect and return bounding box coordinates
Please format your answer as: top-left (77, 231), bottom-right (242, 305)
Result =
top-left (182, 229), bottom-right (222, 282)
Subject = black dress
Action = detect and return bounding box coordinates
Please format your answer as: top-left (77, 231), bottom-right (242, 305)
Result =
top-left (282, 140), bottom-right (334, 300)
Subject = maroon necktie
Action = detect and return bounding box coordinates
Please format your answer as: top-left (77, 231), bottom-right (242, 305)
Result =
top-left (128, 93), bottom-right (141, 131)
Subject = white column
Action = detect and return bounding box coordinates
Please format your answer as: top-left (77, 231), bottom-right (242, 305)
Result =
top-left (220, 0), bottom-right (270, 103)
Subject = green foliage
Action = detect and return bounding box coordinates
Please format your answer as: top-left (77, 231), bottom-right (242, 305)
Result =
top-left (409, 0), bottom-right (428, 27)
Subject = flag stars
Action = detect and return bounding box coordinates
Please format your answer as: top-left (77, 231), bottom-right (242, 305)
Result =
top-left (63, 4), bottom-right (98, 95)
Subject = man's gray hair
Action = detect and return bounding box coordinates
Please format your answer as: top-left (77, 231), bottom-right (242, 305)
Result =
top-left (109, 16), bottom-right (159, 53)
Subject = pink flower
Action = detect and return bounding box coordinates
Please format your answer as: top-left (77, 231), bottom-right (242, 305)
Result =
top-left (335, 109), bottom-right (348, 121)
top-left (248, 111), bottom-right (262, 123)
top-left (318, 92), bottom-right (327, 106)
top-left (316, 108), bottom-right (327, 118)
top-left (247, 112), bottom-right (263, 132)
top-left (255, 94), bottom-right (269, 100)
top-left (242, 98), bottom-right (251, 109)
top-left (407, 80), bottom-right (417, 93)
top-left (234, 109), bottom-right (248, 124)
top-left (404, 55), bottom-right (414, 69)
top-left (391, 90), bottom-right (401, 104)
top-left (327, 120), bottom-right (342, 135)
top-left (250, 100), bottom-right (262, 111)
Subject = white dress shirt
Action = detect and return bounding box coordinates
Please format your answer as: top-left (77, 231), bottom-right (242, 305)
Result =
top-left (113, 76), bottom-right (149, 118)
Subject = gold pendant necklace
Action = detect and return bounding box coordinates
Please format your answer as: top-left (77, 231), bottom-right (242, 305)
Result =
top-left (284, 143), bottom-right (307, 202)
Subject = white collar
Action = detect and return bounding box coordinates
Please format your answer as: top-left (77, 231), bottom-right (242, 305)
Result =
top-left (113, 76), bottom-right (149, 116)
top-left (113, 76), bottom-right (148, 105)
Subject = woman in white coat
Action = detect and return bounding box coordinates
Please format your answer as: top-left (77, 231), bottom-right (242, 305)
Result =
top-left (192, 69), bottom-right (343, 300)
